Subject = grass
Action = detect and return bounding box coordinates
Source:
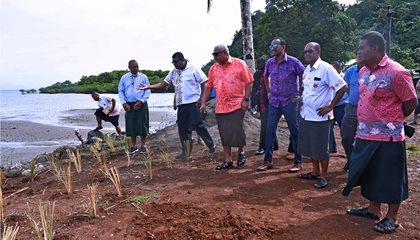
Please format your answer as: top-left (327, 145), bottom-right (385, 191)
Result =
top-left (104, 134), bottom-right (116, 152)
top-left (0, 172), bottom-right (4, 223)
top-left (128, 195), bottom-right (149, 204)
top-left (27, 201), bottom-right (55, 240)
top-left (160, 140), bottom-right (172, 168)
top-left (74, 148), bottom-right (82, 173)
top-left (144, 152), bottom-right (153, 180)
top-left (87, 183), bottom-right (98, 218)
top-left (52, 162), bottom-right (72, 195)
top-left (28, 159), bottom-right (39, 182)
top-left (407, 143), bottom-right (420, 157)
top-left (101, 165), bottom-right (123, 198)
top-left (2, 224), bottom-right (19, 240)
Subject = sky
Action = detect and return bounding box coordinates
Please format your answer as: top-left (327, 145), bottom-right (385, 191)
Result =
top-left (1, 0), bottom-right (356, 90)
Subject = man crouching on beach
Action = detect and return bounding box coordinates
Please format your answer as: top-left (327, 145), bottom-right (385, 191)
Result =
top-left (118, 59), bottom-right (151, 154)
top-left (91, 91), bottom-right (122, 136)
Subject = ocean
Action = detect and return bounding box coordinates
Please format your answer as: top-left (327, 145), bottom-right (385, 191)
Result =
top-left (0, 90), bottom-right (177, 166)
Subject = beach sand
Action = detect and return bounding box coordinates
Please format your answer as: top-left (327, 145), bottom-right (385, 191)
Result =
top-left (0, 108), bottom-right (177, 166)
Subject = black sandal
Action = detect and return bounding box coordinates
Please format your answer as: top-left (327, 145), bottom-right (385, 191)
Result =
top-left (298, 172), bottom-right (320, 180)
top-left (215, 161), bottom-right (233, 170)
top-left (373, 217), bottom-right (399, 234)
top-left (237, 152), bottom-right (246, 167)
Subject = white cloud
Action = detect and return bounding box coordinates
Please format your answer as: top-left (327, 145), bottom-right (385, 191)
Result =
top-left (0, 0), bottom-right (355, 89)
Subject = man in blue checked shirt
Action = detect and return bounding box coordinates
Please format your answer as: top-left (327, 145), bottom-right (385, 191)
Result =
top-left (118, 59), bottom-right (151, 154)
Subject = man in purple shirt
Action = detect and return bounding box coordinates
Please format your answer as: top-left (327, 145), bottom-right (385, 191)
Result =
top-left (257, 37), bottom-right (305, 172)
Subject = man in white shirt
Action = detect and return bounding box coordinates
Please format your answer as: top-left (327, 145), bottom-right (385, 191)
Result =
top-left (297, 42), bottom-right (348, 188)
top-left (91, 91), bottom-right (122, 136)
top-left (141, 52), bottom-right (215, 160)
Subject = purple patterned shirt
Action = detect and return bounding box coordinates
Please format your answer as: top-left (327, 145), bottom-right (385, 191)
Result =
top-left (264, 53), bottom-right (305, 107)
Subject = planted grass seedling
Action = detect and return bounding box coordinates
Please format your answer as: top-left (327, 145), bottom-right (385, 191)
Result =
top-left (87, 183), bottom-right (98, 218)
top-left (26, 201), bottom-right (55, 240)
top-left (2, 224), bottom-right (19, 240)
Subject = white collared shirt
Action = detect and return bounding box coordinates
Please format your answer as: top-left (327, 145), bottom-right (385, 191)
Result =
top-left (164, 62), bottom-right (208, 106)
top-left (98, 95), bottom-right (120, 116)
top-left (300, 58), bottom-right (347, 121)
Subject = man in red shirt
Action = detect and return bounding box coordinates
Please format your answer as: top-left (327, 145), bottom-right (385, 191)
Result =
top-left (200, 44), bottom-right (253, 170)
top-left (342, 31), bottom-right (417, 234)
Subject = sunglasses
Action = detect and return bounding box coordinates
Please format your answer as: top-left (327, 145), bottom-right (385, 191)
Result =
top-left (212, 51), bottom-right (223, 57)
top-left (269, 44), bottom-right (279, 50)
top-left (303, 49), bottom-right (315, 54)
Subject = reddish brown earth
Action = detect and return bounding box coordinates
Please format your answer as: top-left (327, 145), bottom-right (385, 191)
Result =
top-left (2, 114), bottom-right (420, 240)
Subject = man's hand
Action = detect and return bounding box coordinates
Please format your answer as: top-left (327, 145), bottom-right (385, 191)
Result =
top-left (241, 99), bottom-right (249, 111)
top-left (138, 83), bottom-right (149, 90)
top-left (123, 103), bottom-right (131, 111)
top-left (196, 98), bottom-right (202, 109)
top-left (317, 105), bottom-right (333, 116)
top-left (134, 101), bottom-right (143, 110)
top-left (199, 104), bottom-right (206, 113)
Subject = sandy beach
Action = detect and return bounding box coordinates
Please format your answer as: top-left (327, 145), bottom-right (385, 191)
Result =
top-left (0, 108), bottom-right (177, 166)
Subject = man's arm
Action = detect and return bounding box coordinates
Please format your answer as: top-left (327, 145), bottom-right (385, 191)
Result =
top-left (402, 98), bottom-right (418, 118)
top-left (140, 81), bottom-right (168, 90)
top-left (111, 98), bottom-right (116, 112)
top-left (200, 87), bottom-right (212, 113)
top-left (196, 82), bottom-right (207, 108)
top-left (317, 85), bottom-right (348, 116)
top-left (264, 76), bottom-right (270, 100)
top-left (241, 82), bottom-right (253, 111)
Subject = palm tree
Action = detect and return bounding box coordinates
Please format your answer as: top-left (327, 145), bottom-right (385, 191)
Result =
top-left (207, 0), bottom-right (256, 73)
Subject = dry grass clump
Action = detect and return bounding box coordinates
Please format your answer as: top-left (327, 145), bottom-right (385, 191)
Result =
top-left (52, 162), bottom-right (72, 195)
top-left (101, 165), bottom-right (122, 198)
top-left (87, 183), bottom-right (98, 218)
top-left (0, 172), bottom-right (4, 223)
top-left (2, 224), bottom-right (19, 240)
top-left (26, 201), bottom-right (55, 240)
top-left (66, 148), bottom-right (82, 173)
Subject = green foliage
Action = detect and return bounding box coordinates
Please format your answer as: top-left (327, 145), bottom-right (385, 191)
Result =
top-left (39, 69), bottom-right (170, 94)
top-left (129, 195), bottom-right (149, 204)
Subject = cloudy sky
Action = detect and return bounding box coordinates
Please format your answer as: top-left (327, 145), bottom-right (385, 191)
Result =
top-left (1, 0), bottom-right (355, 89)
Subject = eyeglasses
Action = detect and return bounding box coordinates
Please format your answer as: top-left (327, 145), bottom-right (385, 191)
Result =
top-left (212, 51), bottom-right (223, 57)
top-left (269, 44), bottom-right (279, 50)
top-left (303, 49), bottom-right (315, 54)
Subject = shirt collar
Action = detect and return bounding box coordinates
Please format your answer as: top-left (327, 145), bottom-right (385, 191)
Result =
top-left (311, 58), bottom-right (322, 70)
top-left (275, 53), bottom-right (288, 63)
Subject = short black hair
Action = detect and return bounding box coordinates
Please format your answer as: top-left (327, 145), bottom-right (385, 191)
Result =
top-left (273, 36), bottom-right (286, 46)
top-left (256, 57), bottom-right (266, 65)
top-left (361, 31), bottom-right (386, 54)
top-left (172, 52), bottom-right (185, 60)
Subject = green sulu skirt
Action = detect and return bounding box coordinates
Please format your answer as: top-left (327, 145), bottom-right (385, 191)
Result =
top-left (125, 102), bottom-right (149, 137)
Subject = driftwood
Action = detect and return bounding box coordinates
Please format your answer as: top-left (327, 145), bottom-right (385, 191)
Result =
top-left (74, 129), bottom-right (84, 144)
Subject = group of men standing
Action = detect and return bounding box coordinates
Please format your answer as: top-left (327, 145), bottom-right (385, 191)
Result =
top-left (91, 31), bottom-right (417, 235)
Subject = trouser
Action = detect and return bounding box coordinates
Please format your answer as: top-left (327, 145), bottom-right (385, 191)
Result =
top-left (332, 103), bottom-right (347, 150)
top-left (341, 104), bottom-right (358, 160)
top-left (259, 110), bottom-right (278, 150)
top-left (177, 102), bottom-right (214, 154)
top-left (264, 102), bottom-right (301, 164)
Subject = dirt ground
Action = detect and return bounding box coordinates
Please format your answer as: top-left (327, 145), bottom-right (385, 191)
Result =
top-left (1, 110), bottom-right (420, 240)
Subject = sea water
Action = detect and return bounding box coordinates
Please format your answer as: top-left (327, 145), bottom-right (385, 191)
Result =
top-left (0, 90), bottom-right (177, 165)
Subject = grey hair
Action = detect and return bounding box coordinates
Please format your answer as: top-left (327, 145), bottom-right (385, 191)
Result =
top-left (214, 44), bottom-right (229, 53)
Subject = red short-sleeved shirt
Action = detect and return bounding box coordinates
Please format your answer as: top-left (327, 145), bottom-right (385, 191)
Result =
top-left (357, 55), bottom-right (417, 142)
top-left (206, 57), bottom-right (254, 114)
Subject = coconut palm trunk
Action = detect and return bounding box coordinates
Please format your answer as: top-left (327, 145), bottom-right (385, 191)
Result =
top-left (207, 0), bottom-right (256, 74)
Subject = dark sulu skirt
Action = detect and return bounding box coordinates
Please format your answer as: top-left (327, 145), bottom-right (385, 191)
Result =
top-left (216, 109), bottom-right (246, 147)
top-left (342, 138), bottom-right (408, 204)
top-left (297, 116), bottom-right (334, 160)
top-left (125, 102), bottom-right (149, 137)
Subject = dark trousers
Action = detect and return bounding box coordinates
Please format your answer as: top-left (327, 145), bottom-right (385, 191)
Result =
top-left (259, 110), bottom-right (278, 150)
top-left (332, 103), bottom-right (347, 150)
top-left (177, 102), bottom-right (214, 149)
top-left (341, 104), bottom-right (358, 160)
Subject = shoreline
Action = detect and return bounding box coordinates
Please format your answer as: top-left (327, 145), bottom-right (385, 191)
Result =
top-left (0, 108), bottom-right (177, 166)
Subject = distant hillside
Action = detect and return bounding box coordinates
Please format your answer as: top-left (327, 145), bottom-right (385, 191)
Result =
top-left (39, 69), bottom-right (172, 94)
